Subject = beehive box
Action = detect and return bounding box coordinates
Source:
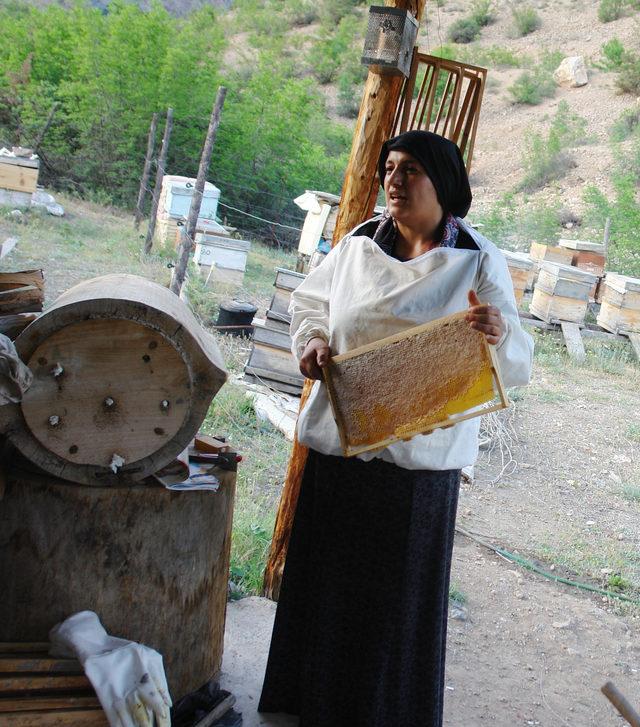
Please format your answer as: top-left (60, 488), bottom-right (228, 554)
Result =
top-left (502, 250), bottom-right (534, 305)
top-left (529, 241), bottom-right (574, 266)
top-left (559, 238), bottom-right (606, 275)
top-left (530, 261), bottom-right (598, 324)
top-left (0, 155), bottom-right (39, 194)
top-left (596, 273), bottom-right (640, 334)
top-left (195, 235), bottom-right (251, 286)
top-left (323, 311), bottom-right (508, 457)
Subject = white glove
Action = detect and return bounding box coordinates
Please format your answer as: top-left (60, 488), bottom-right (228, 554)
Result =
top-left (49, 611), bottom-right (172, 727)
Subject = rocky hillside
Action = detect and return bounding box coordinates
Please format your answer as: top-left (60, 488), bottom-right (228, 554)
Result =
top-left (417, 0), bottom-right (639, 216)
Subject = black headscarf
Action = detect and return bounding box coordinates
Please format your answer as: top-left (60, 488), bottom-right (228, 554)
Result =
top-left (377, 130), bottom-right (472, 218)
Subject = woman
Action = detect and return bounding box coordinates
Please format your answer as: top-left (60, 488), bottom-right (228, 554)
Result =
top-left (259, 131), bottom-right (533, 726)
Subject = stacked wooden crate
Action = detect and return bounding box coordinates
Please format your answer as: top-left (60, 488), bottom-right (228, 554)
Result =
top-left (596, 273), bottom-right (640, 335)
top-left (529, 242), bottom-right (573, 287)
top-left (194, 235), bottom-right (251, 286)
top-left (530, 261), bottom-right (598, 324)
top-left (244, 268), bottom-right (306, 395)
top-left (154, 175), bottom-right (225, 248)
top-left (0, 151), bottom-right (39, 209)
top-left (559, 239), bottom-right (606, 300)
top-left (0, 270), bottom-right (44, 339)
top-left (502, 251), bottom-right (534, 306)
top-left (0, 642), bottom-right (106, 726)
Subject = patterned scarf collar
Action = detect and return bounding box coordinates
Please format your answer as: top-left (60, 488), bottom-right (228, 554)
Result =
top-left (372, 211), bottom-right (460, 258)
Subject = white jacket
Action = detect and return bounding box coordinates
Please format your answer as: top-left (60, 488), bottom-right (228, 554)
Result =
top-left (289, 219), bottom-right (534, 470)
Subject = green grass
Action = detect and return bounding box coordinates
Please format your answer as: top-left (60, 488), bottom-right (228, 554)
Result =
top-left (449, 584), bottom-right (467, 605)
top-left (621, 484), bottom-right (640, 502)
top-left (202, 360), bottom-right (293, 596)
top-left (626, 423), bottom-right (640, 441)
top-left (538, 538), bottom-right (640, 602)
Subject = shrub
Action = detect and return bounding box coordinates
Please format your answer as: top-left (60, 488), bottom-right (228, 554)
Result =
top-left (285, 0), bottom-right (319, 26)
top-left (447, 17), bottom-right (481, 43)
top-left (518, 104), bottom-right (589, 191)
top-left (610, 108), bottom-right (640, 141)
top-left (466, 44), bottom-right (528, 69)
top-left (551, 100), bottom-right (590, 146)
top-left (508, 68), bottom-right (555, 104)
top-left (511, 5), bottom-right (541, 36)
top-left (598, 38), bottom-right (626, 70)
top-left (469, 0), bottom-right (493, 26)
top-left (616, 52), bottom-right (640, 95)
top-left (598, 0), bottom-right (625, 22)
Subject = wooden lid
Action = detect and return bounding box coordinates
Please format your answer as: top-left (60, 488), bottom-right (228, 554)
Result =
top-left (540, 261), bottom-right (598, 283)
top-left (604, 272), bottom-right (640, 293)
top-left (21, 319), bottom-right (189, 468)
top-left (501, 250), bottom-right (533, 269)
top-left (558, 238), bottom-right (606, 253)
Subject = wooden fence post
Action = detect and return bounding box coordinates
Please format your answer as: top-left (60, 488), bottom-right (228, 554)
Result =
top-left (170, 87), bottom-right (227, 296)
top-left (33, 102), bottom-right (59, 154)
top-left (134, 112), bottom-right (158, 230)
top-left (144, 107), bottom-right (173, 255)
top-left (262, 0), bottom-right (427, 601)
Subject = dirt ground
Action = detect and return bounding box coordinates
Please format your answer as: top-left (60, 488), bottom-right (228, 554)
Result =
top-left (448, 342), bottom-right (640, 724)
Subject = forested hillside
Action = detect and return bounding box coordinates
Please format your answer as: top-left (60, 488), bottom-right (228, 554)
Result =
top-left (1, 0), bottom-right (640, 268)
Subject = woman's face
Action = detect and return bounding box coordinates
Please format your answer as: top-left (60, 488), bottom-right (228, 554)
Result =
top-left (383, 149), bottom-right (443, 230)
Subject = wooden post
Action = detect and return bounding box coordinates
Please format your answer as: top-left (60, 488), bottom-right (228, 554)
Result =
top-left (134, 112), bottom-right (158, 230)
top-left (262, 0), bottom-right (427, 601)
top-left (32, 102), bottom-right (59, 154)
top-left (603, 216), bottom-right (611, 259)
top-left (170, 88), bottom-right (227, 296)
top-left (144, 107), bottom-right (173, 255)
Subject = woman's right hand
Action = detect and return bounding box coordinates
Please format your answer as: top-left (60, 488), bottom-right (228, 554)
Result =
top-left (299, 337), bottom-right (331, 380)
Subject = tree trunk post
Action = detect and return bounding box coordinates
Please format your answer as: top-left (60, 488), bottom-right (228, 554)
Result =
top-left (32, 102), bottom-right (59, 154)
top-left (144, 107), bottom-right (173, 255)
top-left (134, 112), bottom-right (159, 230)
top-left (170, 87), bottom-right (227, 296)
top-left (262, 0), bottom-right (427, 601)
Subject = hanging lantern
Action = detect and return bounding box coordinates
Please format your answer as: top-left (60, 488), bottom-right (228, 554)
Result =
top-left (361, 6), bottom-right (419, 78)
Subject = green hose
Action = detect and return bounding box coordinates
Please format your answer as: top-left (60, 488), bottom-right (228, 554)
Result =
top-left (456, 527), bottom-right (640, 607)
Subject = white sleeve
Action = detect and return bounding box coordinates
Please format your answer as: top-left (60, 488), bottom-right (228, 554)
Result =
top-left (289, 240), bottom-right (342, 360)
top-left (476, 248), bottom-right (534, 388)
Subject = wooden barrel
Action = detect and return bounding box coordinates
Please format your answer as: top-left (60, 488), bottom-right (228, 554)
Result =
top-left (0, 463), bottom-right (236, 700)
top-left (0, 274), bottom-right (227, 486)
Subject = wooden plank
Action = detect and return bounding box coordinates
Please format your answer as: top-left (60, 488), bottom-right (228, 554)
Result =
top-left (0, 696), bottom-right (100, 713)
top-left (323, 311), bottom-right (507, 457)
top-left (0, 708), bottom-right (107, 726)
top-left (243, 372), bottom-right (303, 396)
top-left (252, 324), bottom-right (291, 352)
top-left (0, 657), bottom-right (82, 674)
top-left (0, 162), bottom-right (38, 194)
top-left (268, 288), bottom-right (292, 319)
top-left (628, 333), bottom-right (640, 362)
top-left (245, 343), bottom-right (304, 385)
top-left (0, 286), bottom-right (43, 315)
top-left (560, 321), bottom-right (586, 362)
top-left (0, 644), bottom-right (49, 655)
top-left (0, 270), bottom-right (44, 292)
top-left (0, 674), bottom-right (91, 693)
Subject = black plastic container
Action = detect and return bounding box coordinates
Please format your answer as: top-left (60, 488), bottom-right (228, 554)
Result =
top-left (215, 301), bottom-right (257, 337)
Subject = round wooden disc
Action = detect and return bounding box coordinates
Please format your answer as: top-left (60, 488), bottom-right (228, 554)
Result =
top-left (21, 319), bottom-right (190, 467)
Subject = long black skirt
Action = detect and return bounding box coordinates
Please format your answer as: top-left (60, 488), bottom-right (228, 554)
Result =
top-left (259, 449), bottom-right (461, 727)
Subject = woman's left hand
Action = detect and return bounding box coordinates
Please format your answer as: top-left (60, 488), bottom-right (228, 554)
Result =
top-left (465, 290), bottom-right (504, 345)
